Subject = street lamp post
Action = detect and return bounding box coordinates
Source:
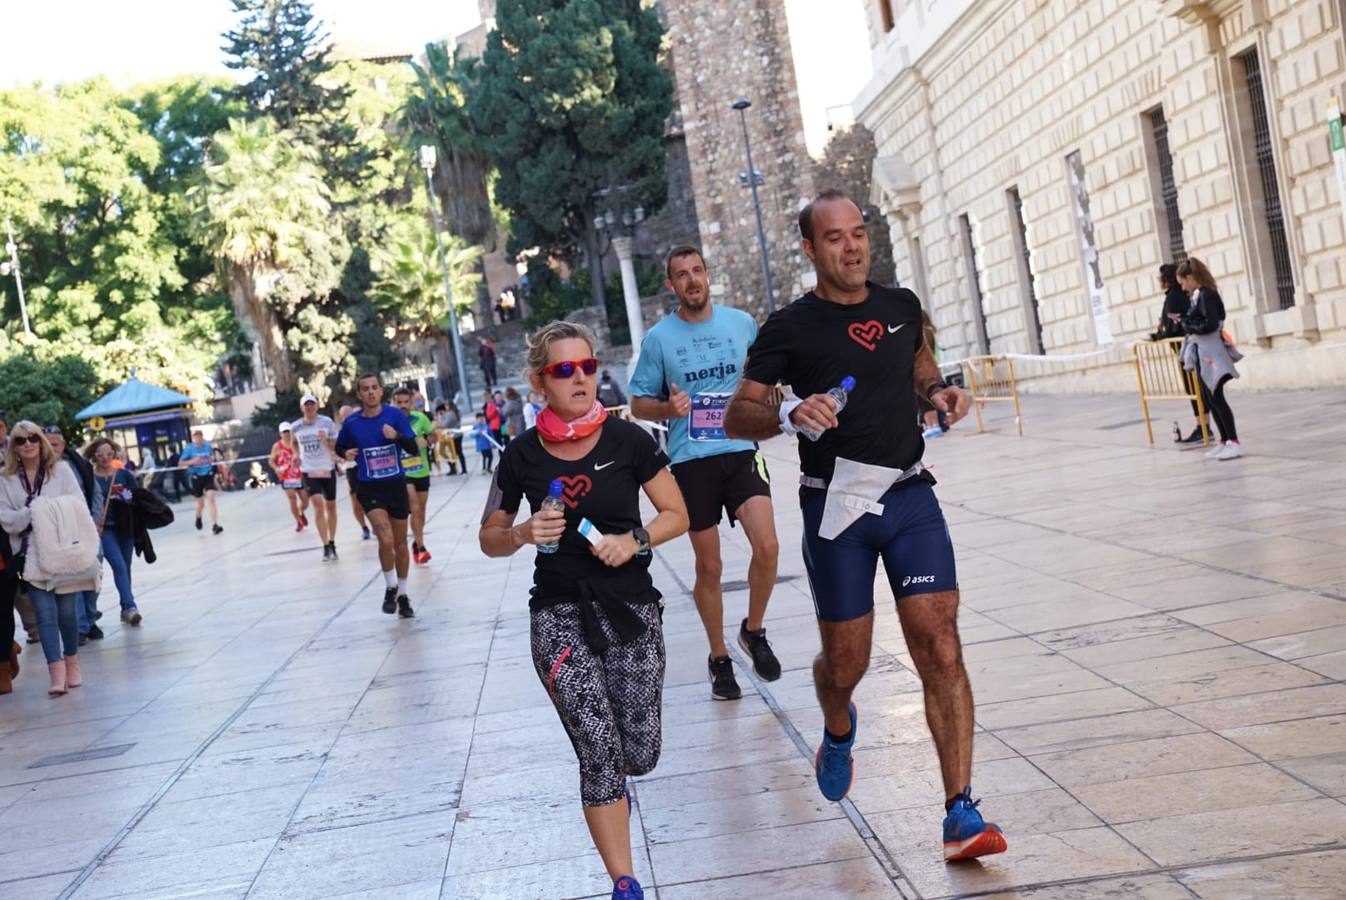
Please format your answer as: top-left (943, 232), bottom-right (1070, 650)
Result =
top-left (417, 145), bottom-right (473, 408)
top-left (2, 220), bottom-right (31, 336)
top-left (731, 98), bottom-right (776, 311)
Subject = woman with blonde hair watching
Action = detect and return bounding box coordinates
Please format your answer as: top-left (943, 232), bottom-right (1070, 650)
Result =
top-left (0, 421), bottom-right (99, 695)
top-left (479, 321), bottom-right (688, 900)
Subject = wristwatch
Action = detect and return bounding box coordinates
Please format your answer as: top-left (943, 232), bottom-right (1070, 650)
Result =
top-left (632, 526), bottom-right (652, 556)
top-left (925, 381), bottom-right (950, 401)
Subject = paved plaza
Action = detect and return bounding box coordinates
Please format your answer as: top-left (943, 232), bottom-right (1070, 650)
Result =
top-left (2, 389), bottom-right (1345, 899)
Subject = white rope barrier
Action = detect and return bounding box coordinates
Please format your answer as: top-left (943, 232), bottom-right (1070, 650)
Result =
top-left (939, 341), bottom-right (1141, 375)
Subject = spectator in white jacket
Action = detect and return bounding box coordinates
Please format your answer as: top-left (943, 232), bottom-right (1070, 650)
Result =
top-left (0, 421), bottom-right (98, 696)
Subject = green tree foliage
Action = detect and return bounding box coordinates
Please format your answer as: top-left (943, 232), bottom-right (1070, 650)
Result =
top-left (368, 214), bottom-right (483, 392)
top-left (0, 350), bottom-right (100, 437)
top-left (470, 0), bottom-right (673, 266)
top-left (402, 42), bottom-right (493, 246)
top-left (222, 0), bottom-right (360, 185)
top-left (194, 117), bottom-right (345, 393)
top-left (219, 2), bottom-right (420, 399)
top-left (0, 6), bottom-right (495, 431)
top-left (401, 41), bottom-right (495, 326)
top-left (0, 78), bottom-right (231, 419)
top-left (369, 216), bottom-right (483, 329)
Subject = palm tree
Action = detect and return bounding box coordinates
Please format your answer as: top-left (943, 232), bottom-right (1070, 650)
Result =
top-left (368, 214), bottom-right (483, 390)
top-left (401, 41), bottom-right (494, 325)
top-left (194, 117), bottom-right (333, 392)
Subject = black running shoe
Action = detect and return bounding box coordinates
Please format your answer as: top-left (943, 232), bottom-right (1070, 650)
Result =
top-left (87, 624), bottom-right (104, 640)
top-left (328, 543), bottom-right (338, 561)
top-left (212, 524), bottom-right (223, 535)
top-left (321, 544), bottom-right (332, 562)
top-left (397, 595), bottom-right (415, 618)
top-left (738, 619), bottom-right (782, 681)
top-left (709, 655), bottom-right (741, 700)
top-left (1181, 427), bottom-right (1206, 444)
top-left (195, 516), bottom-right (203, 531)
top-left (381, 587), bottom-right (398, 615)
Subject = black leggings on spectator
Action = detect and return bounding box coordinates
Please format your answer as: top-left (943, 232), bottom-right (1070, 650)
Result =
top-left (0, 567), bottom-right (16, 663)
top-left (1200, 375), bottom-right (1238, 443)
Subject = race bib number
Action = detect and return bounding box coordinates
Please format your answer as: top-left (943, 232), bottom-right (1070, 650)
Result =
top-left (688, 392), bottom-right (732, 442)
top-left (362, 445), bottom-right (400, 479)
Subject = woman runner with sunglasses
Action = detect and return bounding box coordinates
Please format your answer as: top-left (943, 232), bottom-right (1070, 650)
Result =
top-left (479, 321), bottom-right (688, 900)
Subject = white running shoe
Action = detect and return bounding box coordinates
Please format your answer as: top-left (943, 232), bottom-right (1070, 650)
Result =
top-left (1216, 442), bottom-right (1245, 460)
top-left (1204, 442), bottom-right (1227, 459)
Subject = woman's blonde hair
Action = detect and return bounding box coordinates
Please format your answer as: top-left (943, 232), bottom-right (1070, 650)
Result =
top-left (1176, 257), bottom-right (1218, 291)
top-left (525, 320), bottom-right (597, 375)
top-left (2, 420), bottom-right (58, 479)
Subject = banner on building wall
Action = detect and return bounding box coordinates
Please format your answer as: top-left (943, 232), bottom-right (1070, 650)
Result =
top-left (1329, 98), bottom-right (1346, 242)
top-left (1066, 150), bottom-right (1114, 345)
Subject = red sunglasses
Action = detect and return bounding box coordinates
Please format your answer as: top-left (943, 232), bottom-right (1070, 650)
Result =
top-left (541, 357), bottom-right (599, 379)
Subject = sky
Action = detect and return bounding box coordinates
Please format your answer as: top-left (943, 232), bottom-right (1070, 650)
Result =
top-left (0, 0), bottom-right (482, 87)
top-left (0, 0), bottom-right (873, 160)
top-left (784, 0), bottom-right (873, 157)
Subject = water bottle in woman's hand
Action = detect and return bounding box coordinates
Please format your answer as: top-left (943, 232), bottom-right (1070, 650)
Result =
top-left (537, 479), bottom-right (566, 554)
top-left (799, 377), bottom-right (857, 442)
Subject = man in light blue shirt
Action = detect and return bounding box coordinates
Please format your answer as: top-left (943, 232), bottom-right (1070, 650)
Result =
top-left (629, 245), bottom-right (782, 701)
top-left (179, 428), bottom-right (222, 534)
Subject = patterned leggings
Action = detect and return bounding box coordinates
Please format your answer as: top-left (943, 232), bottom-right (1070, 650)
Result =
top-left (530, 601), bottom-right (666, 806)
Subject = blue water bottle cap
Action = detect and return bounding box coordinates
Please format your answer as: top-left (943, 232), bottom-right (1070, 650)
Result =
top-left (840, 376), bottom-right (856, 392)
top-left (548, 479), bottom-right (564, 497)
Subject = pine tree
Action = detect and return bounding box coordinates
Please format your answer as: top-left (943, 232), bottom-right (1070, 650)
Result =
top-left (221, 0), bottom-right (357, 184)
top-left (470, 0), bottom-right (673, 306)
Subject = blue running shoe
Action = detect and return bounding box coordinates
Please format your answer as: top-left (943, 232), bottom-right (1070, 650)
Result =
top-left (815, 703), bottom-right (857, 801)
top-left (943, 786), bottom-right (1007, 862)
top-left (612, 875), bottom-right (644, 899)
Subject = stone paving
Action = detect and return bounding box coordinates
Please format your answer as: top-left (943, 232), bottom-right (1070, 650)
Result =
top-left (1, 388), bottom-right (1345, 899)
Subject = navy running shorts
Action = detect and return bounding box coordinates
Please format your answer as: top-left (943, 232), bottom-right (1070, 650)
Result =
top-left (800, 479), bottom-right (957, 622)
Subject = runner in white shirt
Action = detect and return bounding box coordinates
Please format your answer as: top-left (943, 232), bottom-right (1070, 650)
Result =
top-left (291, 393), bottom-right (340, 561)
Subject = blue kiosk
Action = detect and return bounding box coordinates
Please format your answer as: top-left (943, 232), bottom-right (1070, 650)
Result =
top-left (76, 375), bottom-right (195, 468)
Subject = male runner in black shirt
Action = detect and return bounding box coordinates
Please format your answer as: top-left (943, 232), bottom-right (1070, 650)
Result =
top-left (724, 190), bottom-right (1007, 863)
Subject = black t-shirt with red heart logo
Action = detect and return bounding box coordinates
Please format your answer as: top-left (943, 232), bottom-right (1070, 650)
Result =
top-left (744, 282), bottom-right (927, 484)
top-left (489, 417), bottom-right (670, 600)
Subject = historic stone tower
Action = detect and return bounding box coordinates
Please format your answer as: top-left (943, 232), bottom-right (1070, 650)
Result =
top-left (663, 0), bottom-right (816, 318)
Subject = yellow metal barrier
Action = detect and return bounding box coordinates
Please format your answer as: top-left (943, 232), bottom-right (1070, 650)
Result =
top-left (962, 355), bottom-right (1023, 435)
top-left (1133, 338), bottom-right (1210, 445)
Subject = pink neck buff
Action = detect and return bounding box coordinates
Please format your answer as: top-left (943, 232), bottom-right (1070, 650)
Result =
top-left (536, 401), bottom-right (608, 443)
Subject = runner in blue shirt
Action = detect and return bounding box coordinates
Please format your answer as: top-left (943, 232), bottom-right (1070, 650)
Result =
top-left (334, 373), bottom-right (421, 618)
top-left (179, 429), bottom-right (222, 534)
top-left (628, 245), bottom-right (782, 701)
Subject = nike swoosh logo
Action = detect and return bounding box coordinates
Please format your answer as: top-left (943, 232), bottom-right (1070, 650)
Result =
top-left (594, 461), bottom-right (615, 471)
top-left (887, 323), bottom-right (905, 334)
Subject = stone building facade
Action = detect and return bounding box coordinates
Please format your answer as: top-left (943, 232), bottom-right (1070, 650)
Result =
top-left (856, 0), bottom-right (1346, 389)
top-left (664, 0), bottom-right (817, 318)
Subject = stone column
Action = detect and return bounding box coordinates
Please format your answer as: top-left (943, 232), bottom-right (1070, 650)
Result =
top-left (612, 235), bottom-right (645, 368)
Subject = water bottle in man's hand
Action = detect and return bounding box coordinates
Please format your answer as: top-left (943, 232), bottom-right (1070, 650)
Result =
top-left (799, 377), bottom-right (857, 442)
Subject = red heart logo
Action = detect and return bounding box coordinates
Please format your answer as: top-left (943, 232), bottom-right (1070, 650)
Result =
top-left (847, 320), bottom-right (883, 351)
top-left (558, 474), bottom-right (592, 509)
